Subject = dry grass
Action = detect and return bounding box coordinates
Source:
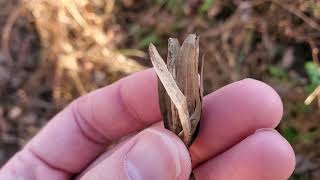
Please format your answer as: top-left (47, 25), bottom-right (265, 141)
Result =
top-left (25, 0), bottom-right (145, 106)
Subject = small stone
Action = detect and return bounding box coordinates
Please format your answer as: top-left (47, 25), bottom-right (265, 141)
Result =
top-left (94, 70), bottom-right (106, 82)
top-left (8, 106), bottom-right (22, 120)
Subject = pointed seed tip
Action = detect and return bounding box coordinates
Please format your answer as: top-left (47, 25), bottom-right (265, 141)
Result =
top-left (149, 43), bottom-right (156, 52)
top-left (182, 34), bottom-right (198, 45)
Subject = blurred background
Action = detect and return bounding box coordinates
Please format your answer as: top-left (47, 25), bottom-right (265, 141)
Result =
top-left (0, 0), bottom-right (319, 179)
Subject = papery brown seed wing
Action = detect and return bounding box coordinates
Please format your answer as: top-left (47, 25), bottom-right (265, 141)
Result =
top-left (180, 34), bottom-right (201, 143)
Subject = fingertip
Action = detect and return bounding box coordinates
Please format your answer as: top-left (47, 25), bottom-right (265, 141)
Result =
top-left (194, 128), bottom-right (296, 180)
top-left (238, 78), bottom-right (283, 127)
top-left (203, 78), bottom-right (283, 131)
top-left (253, 129), bottom-right (296, 179)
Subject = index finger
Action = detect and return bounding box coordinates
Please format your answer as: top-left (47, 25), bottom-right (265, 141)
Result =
top-left (3, 69), bottom-right (162, 176)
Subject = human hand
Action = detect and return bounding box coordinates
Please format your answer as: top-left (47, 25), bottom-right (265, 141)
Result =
top-left (0, 69), bottom-right (295, 180)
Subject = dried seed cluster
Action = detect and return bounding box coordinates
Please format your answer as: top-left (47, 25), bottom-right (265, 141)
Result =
top-left (149, 34), bottom-right (203, 146)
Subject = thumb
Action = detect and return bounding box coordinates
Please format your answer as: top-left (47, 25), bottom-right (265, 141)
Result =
top-left (80, 126), bottom-right (192, 180)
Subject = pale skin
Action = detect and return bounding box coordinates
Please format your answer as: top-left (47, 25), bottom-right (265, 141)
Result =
top-left (0, 69), bottom-right (295, 180)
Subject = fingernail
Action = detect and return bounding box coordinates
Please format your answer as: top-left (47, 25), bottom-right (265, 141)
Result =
top-left (255, 128), bottom-right (280, 135)
top-left (125, 129), bottom-right (182, 180)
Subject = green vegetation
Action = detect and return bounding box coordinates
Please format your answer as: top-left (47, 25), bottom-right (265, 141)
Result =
top-left (305, 61), bottom-right (320, 93)
top-left (138, 33), bottom-right (161, 49)
top-left (268, 65), bottom-right (288, 80)
top-left (199, 0), bottom-right (215, 14)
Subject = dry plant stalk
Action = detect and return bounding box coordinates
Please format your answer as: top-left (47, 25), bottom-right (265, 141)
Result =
top-left (149, 34), bottom-right (203, 146)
